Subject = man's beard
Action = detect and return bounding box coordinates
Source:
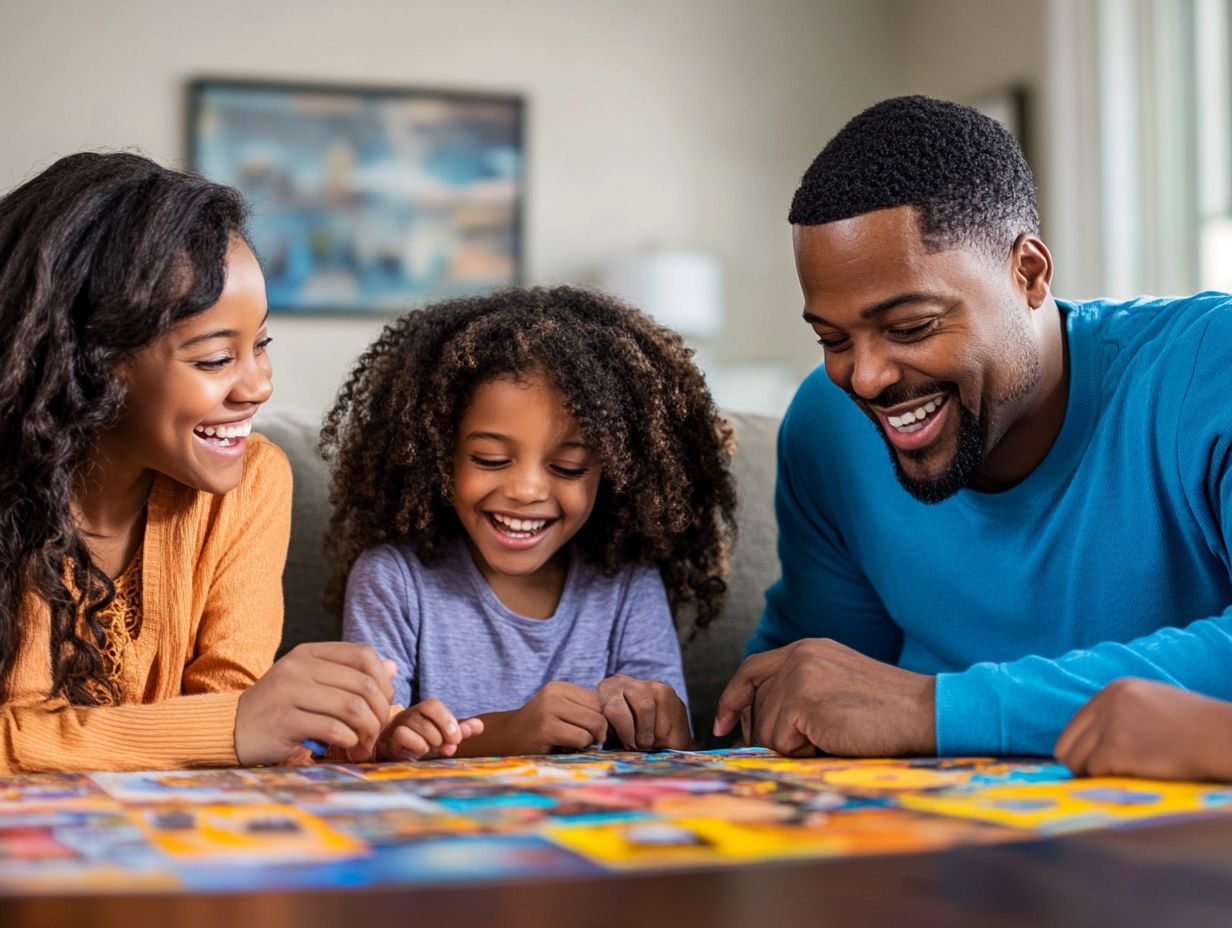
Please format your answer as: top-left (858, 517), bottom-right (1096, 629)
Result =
top-left (881, 397), bottom-right (986, 504)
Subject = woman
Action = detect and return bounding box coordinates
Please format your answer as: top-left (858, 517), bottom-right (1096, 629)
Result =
top-left (0, 152), bottom-right (393, 772)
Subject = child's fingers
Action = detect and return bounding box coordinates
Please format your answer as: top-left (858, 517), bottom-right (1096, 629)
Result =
top-left (624, 689), bottom-right (657, 750)
top-left (602, 697), bottom-right (637, 750)
top-left (458, 717), bottom-right (485, 739)
top-left (552, 681), bottom-right (603, 713)
top-left (545, 718), bottom-right (605, 752)
top-left (404, 713), bottom-right (449, 751)
top-left (412, 699), bottom-right (463, 744)
top-left (654, 688), bottom-right (690, 750)
top-left (558, 702), bottom-right (608, 746)
top-left (391, 725), bottom-right (432, 759)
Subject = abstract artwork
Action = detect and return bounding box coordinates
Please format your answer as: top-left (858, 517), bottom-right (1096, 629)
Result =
top-left (188, 78), bottom-right (523, 313)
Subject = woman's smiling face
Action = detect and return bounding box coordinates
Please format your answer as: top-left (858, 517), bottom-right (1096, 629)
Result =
top-left (106, 237), bottom-right (273, 495)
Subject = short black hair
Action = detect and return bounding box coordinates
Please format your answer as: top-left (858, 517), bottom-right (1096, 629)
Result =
top-left (788, 95), bottom-right (1039, 257)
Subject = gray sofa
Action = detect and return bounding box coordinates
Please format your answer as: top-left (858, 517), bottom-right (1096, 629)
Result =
top-left (262, 408), bottom-right (782, 741)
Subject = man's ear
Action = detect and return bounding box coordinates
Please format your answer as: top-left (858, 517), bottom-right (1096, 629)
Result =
top-left (1011, 234), bottom-right (1053, 309)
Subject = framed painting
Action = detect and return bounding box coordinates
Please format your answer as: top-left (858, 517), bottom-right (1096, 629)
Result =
top-left (187, 77), bottom-right (524, 313)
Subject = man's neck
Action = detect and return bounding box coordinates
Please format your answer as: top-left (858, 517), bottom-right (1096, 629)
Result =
top-left (970, 300), bottom-right (1070, 492)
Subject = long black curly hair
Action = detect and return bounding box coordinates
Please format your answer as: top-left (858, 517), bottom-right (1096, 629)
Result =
top-left (0, 151), bottom-right (248, 704)
top-left (320, 285), bottom-right (738, 640)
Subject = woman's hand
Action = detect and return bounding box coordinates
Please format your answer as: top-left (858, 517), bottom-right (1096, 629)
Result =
top-left (234, 642), bottom-right (395, 766)
top-left (374, 698), bottom-right (484, 761)
top-left (596, 674), bottom-right (692, 750)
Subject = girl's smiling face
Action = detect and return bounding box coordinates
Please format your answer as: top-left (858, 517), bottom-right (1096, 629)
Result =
top-left (104, 237), bottom-right (273, 495)
top-left (452, 370), bottom-right (601, 612)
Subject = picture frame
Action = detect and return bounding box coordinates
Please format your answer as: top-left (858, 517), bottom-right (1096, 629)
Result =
top-left (186, 77), bottom-right (525, 314)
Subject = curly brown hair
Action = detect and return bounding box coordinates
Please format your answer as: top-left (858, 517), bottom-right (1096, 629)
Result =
top-left (320, 285), bottom-right (737, 639)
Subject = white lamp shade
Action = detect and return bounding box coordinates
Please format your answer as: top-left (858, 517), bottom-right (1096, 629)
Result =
top-left (599, 250), bottom-right (723, 339)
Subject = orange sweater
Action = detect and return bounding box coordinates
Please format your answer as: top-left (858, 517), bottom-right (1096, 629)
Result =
top-left (0, 434), bottom-right (292, 774)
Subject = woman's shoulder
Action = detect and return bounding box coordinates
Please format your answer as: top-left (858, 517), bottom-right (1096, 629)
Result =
top-left (208, 432), bottom-right (292, 509)
top-left (241, 432), bottom-right (292, 492)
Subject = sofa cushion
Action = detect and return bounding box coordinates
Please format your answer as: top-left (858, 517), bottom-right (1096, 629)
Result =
top-left (258, 406), bottom-right (781, 743)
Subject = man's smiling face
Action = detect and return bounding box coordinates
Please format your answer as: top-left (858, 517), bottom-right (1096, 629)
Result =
top-left (795, 205), bottom-right (1044, 503)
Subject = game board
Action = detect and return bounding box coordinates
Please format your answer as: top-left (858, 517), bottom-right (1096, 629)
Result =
top-left (2, 748), bottom-right (1231, 894)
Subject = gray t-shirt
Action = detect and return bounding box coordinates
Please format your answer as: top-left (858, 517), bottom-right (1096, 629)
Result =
top-left (342, 541), bottom-right (688, 719)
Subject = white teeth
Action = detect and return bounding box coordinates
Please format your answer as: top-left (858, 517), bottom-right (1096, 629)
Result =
top-left (194, 420), bottom-right (252, 442)
top-left (491, 513), bottom-right (549, 534)
top-left (886, 397), bottom-right (945, 434)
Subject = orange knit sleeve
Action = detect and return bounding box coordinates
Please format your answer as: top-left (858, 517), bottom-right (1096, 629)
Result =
top-left (0, 693), bottom-right (244, 773)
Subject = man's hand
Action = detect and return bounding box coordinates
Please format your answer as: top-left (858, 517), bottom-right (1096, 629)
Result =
top-left (595, 674), bottom-right (691, 751)
top-left (235, 642), bottom-right (395, 766)
top-left (1055, 678), bottom-right (1232, 780)
top-left (374, 698), bottom-right (484, 762)
top-left (713, 638), bottom-right (936, 757)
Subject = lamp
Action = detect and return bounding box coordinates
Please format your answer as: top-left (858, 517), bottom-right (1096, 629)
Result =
top-left (599, 250), bottom-right (723, 339)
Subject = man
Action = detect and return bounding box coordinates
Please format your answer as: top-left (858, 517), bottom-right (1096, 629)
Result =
top-left (714, 95), bottom-right (1232, 758)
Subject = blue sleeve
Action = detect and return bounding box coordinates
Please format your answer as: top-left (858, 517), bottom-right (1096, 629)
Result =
top-left (608, 566), bottom-right (689, 709)
top-left (749, 381), bottom-right (903, 662)
top-left (342, 546), bottom-right (418, 708)
top-left (936, 308), bottom-right (1232, 755)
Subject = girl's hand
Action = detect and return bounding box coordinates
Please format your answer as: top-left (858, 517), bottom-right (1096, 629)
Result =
top-left (506, 681), bottom-right (608, 755)
top-left (596, 674), bottom-right (691, 751)
top-left (375, 698), bottom-right (484, 761)
top-left (1055, 678), bottom-right (1232, 780)
top-left (234, 642), bottom-right (395, 766)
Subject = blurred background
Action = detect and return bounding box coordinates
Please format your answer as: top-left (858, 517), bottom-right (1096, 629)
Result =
top-left (1, 0), bottom-right (1227, 415)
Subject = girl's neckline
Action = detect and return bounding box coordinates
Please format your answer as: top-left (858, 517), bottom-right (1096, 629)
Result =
top-left (457, 537), bottom-right (582, 624)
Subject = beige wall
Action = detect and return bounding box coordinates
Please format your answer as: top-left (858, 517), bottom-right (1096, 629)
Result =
top-left (892, 0), bottom-right (1094, 298)
top-left (0, 0), bottom-right (903, 412)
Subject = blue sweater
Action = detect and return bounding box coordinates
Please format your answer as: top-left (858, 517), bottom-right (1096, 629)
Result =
top-left (751, 293), bottom-right (1232, 755)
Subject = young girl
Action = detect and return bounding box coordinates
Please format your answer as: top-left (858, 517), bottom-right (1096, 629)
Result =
top-left (0, 152), bottom-right (397, 773)
top-left (323, 286), bottom-right (737, 760)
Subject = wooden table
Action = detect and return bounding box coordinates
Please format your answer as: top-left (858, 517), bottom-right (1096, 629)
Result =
top-left (5, 815), bottom-right (1232, 928)
top-left (4, 752), bottom-right (1232, 928)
